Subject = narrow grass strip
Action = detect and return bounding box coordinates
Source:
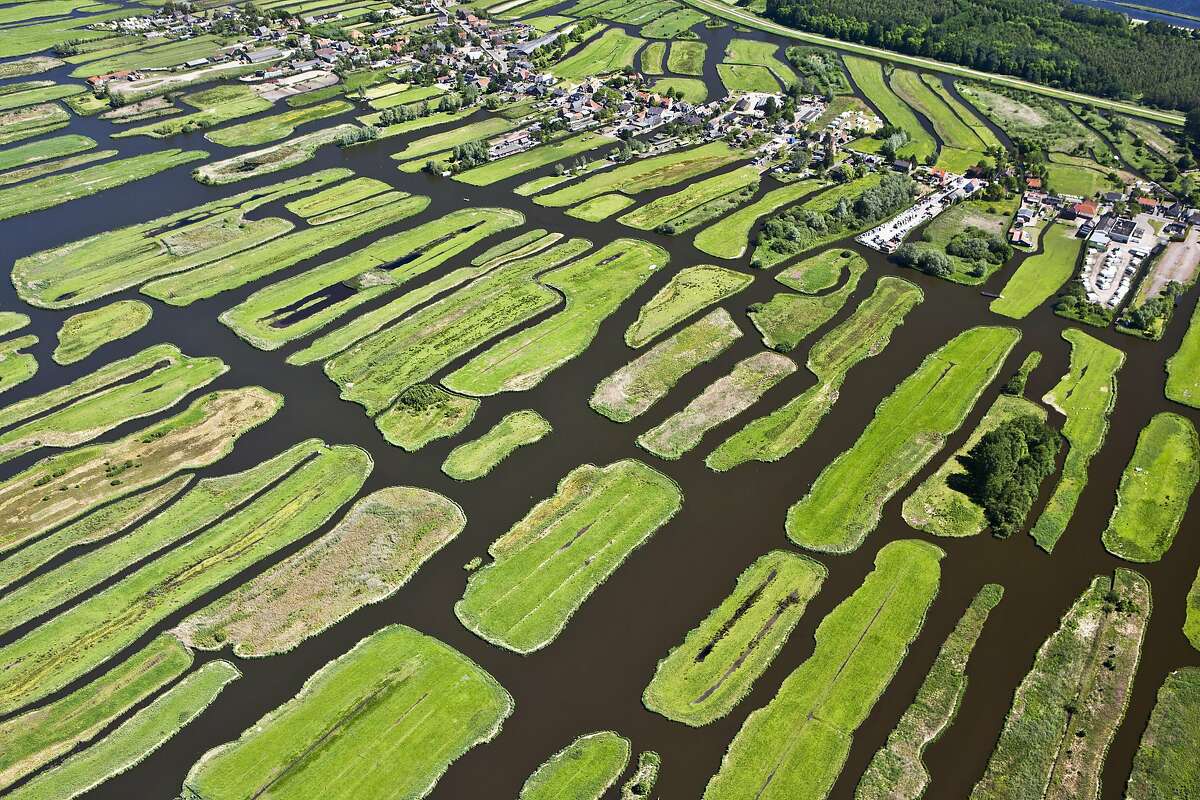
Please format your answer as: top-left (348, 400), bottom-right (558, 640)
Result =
top-left (442, 410), bottom-right (551, 480)
top-left (519, 732), bottom-right (631, 800)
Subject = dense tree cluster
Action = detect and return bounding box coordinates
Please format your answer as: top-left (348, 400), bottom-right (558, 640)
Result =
top-left (784, 46), bottom-right (847, 98)
top-left (1118, 280), bottom-right (1182, 338)
top-left (765, 0), bottom-right (1200, 110)
top-left (755, 173), bottom-right (915, 262)
top-left (894, 243), bottom-right (952, 277)
top-left (954, 415), bottom-right (1060, 538)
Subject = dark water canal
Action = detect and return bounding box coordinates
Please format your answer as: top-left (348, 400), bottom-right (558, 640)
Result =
top-left (1, 14), bottom-right (1199, 799)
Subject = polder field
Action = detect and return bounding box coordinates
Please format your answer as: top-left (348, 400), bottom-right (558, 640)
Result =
top-left (3, 1), bottom-right (1200, 799)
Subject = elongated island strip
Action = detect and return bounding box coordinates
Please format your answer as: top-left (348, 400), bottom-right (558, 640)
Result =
top-left (175, 486), bottom-right (466, 656)
top-left (0, 344), bottom-right (226, 465)
top-left (1029, 328), bottom-right (1124, 552)
top-left (638, 351), bottom-right (797, 460)
top-left (0, 634), bottom-right (192, 792)
top-left (624, 264), bottom-right (753, 348)
top-left (52, 300), bottom-right (152, 364)
top-left (9, 660), bottom-right (240, 800)
top-left (644, 550), bottom-right (826, 726)
top-left (708, 275), bottom-right (922, 471)
top-left (1101, 412), bottom-right (1198, 562)
top-left (519, 732), bottom-right (632, 800)
top-left (901, 394), bottom-right (1048, 538)
top-left (181, 625), bottom-right (512, 800)
top-left (11, 169), bottom-right (350, 308)
top-left (702, 539), bottom-right (944, 800)
top-left (442, 410), bottom-right (551, 480)
top-left (786, 325), bottom-right (1019, 553)
top-left (592, 308), bottom-right (742, 423)
top-left (0, 439), bottom-right (328, 635)
top-left (971, 569), bottom-right (1150, 800)
top-left (0, 386), bottom-right (282, 555)
top-left (856, 583), bottom-right (1004, 800)
top-left (456, 460), bottom-right (682, 653)
top-left (748, 249), bottom-right (868, 352)
top-left (1124, 668), bottom-right (1200, 799)
top-left (0, 440), bottom-right (370, 715)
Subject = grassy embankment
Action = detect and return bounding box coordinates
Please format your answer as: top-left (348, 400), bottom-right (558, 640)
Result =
top-left (709, 275), bottom-right (922, 471)
top-left (855, 584), bottom-right (1004, 800)
top-left (181, 626), bottom-right (512, 800)
top-left (901, 394), bottom-right (1047, 538)
top-left (786, 325), bottom-right (1019, 552)
top-left (442, 410), bottom-right (552, 480)
top-left (456, 460), bottom-right (682, 653)
top-left (9, 661), bottom-right (239, 800)
top-left (1124, 668), bottom-right (1200, 799)
top-left (219, 207), bottom-right (523, 349)
top-left (702, 539), bottom-right (944, 800)
top-left (644, 550), bottom-right (826, 726)
top-left (639, 351), bottom-right (796, 459)
top-left (0, 634), bottom-right (191, 792)
top-left (0, 387), bottom-right (281, 557)
top-left (625, 264), bottom-right (751, 347)
top-left (442, 239), bottom-right (667, 395)
top-left (592, 308), bottom-right (742, 422)
top-left (843, 57), bottom-right (937, 162)
top-left (11, 169), bottom-right (347, 308)
top-left (0, 344), bottom-right (224, 465)
top-left (971, 570), bottom-right (1150, 800)
top-left (0, 440), bottom-right (369, 713)
top-left (748, 249), bottom-right (867, 351)
top-left (176, 487), bottom-right (464, 656)
top-left (617, 165), bottom-right (759, 233)
top-left (519, 732), bottom-right (631, 800)
top-left (990, 223), bottom-right (1083, 318)
top-left (1101, 412), bottom-right (1198, 562)
top-left (52, 300), bottom-right (151, 364)
top-left (141, 194), bottom-right (430, 306)
top-left (1029, 328), bottom-right (1124, 552)
top-left (695, 179), bottom-right (824, 260)
top-left (0, 149), bottom-right (206, 222)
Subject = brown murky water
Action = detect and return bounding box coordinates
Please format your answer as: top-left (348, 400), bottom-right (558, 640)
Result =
top-left (1, 15), bottom-right (1198, 800)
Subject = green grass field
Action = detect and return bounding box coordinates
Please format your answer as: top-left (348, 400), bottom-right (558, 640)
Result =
top-left (566, 193), bottom-right (635, 221)
top-left (0, 334), bottom-right (37, 396)
top-left (454, 131), bottom-right (616, 185)
top-left (906, 195), bottom-right (1018, 285)
top-left (703, 539), bottom-right (943, 800)
top-left (748, 249), bottom-right (866, 352)
top-left (182, 625), bottom-right (511, 800)
top-left (0, 134), bottom-right (95, 172)
top-left (52, 300), bottom-right (151, 365)
top-left (443, 239), bottom-right (666, 396)
top-left (390, 115), bottom-right (515, 165)
top-left (890, 69), bottom-right (988, 156)
top-left (695, 179), bottom-right (823, 259)
top-left (176, 487), bottom-right (464, 656)
top-left (786, 326), bottom-right (1019, 552)
top-left (625, 264), bottom-right (752, 347)
top-left (649, 76), bottom-right (707, 102)
top-left (442, 410), bottom-right (551, 480)
top-left (376, 384), bottom-right (479, 451)
top-left (644, 550), bottom-right (826, 726)
top-left (902, 394), bottom-right (1047, 538)
top-left (1101, 412), bottom-right (1198, 562)
top-left (990, 223), bottom-right (1082, 319)
top-left (844, 57), bottom-right (936, 162)
top-left (641, 7), bottom-right (707, 37)
top-left (1030, 328), bottom-right (1124, 552)
top-left (638, 351), bottom-right (796, 459)
top-left (724, 38), bottom-right (797, 85)
top-left (204, 99), bottom-right (352, 147)
top-left (667, 40), bottom-right (706, 74)
top-left (192, 125), bottom-right (352, 186)
top-left (1166, 296), bottom-right (1200, 408)
top-left (750, 173), bottom-right (887, 269)
top-left (777, 247), bottom-right (847, 293)
top-left (283, 175), bottom-right (391, 218)
top-left (456, 460), bottom-right (681, 653)
top-left (856, 584), bottom-right (1003, 800)
top-left (618, 165), bottom-right (759, 232)
top-left (519, 732), bottom-right (631, 800)
top-left (112, 85), bottom-right (271, 139)
top-left (0, 437), bottom-right (367, 714)
top-left (593, 308), bottom-right (742, 422)
top-left (971, 570), bottom-right (1150, 800)
top-left (709, 275), bottom-right (922, 472)
top-left (554, 28), bottom-right (644, 78)
top-left (641, 41), bottom-right (666, 73)
top-left (717, 63), bottom-right (779, 92)
top-left (1125, 668), bottom-right (1200, 799)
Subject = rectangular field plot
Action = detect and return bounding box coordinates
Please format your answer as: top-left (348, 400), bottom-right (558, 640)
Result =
top-left (456, 460), bottom-right (681, 653)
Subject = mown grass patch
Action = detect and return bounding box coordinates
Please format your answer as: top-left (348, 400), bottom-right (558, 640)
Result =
top-left (1166, 296), bottom-right (1200, 408)
top-left (182, 625), bottom-right (511, 800)
top-left (625, 264), bottom-right (752, 347)
top-left (593, 308), bottom-right (742, 422)
top-left (52, 300), bottom-right (151, 365)
top-left (716, 63), bottom-right (778, 93)
top-left (971, 569), bottom-right (1150, 800)
top-left (456, 459), bottom-right (681, 653)
top-left (786, 326), bottom-right (1019, 553)
top-left (667, 40), bottom-right (705, 74)
top-left (0, 134), bottom-right (94, 172)
top-left (1101, 412), bottom-right (1198, 562)
top-left (990, 223), bottom-right (1082, 319)
top-left (520, 732), bottom-right (631, 800)
top-left (1125, 668), bottom-right (1200, 799)
top-left (702, 539), bottom-right (943, 800)
top-left (695, 179), bottom-right (824, 260)
top-left (644, 550), bottom-right (826, 726)
top-left (454, 131), bottom-right (616, 185)
top-left (554, 28), bottom-right (644, 78)
top-left (748, 249), bottom-right (866, 352)
top-left (176, 486), bottom-right (464, 656)
top-left (1029, 328), bottom-right (1123, 552)
top-left (205, 99), bottom-right (353, 147)
top-left (566, 192), bottom-right (635, 221)
top-left (618, 165), bottom-right (759, 232)
top-left (844, 57), bottom-right (936, 161)
top-left (442, 410), bottom-right (551, 480)
top-left (724, 39), bottom-right (796, 85)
